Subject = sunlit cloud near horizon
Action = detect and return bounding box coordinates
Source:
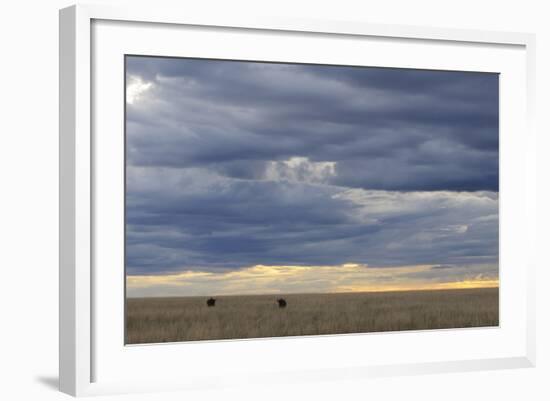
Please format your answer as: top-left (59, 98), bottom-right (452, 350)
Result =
top-left (125, 56), bottom-right (499, 297)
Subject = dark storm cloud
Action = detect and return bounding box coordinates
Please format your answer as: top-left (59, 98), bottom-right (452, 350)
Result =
top-left (125, 166), bottom-right (498, 275)
top-left (126, 56), bottom-right (498, 192)
top-left (125, 56), bottom-right (499, 275)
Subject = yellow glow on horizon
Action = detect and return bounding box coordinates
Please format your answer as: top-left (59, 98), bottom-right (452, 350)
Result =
top-left (126, 270), bottom-right (213, 288)
top-left (336, 279), bottom-right (499, 293)
top-left (126, 263), bottom-right (499, 297)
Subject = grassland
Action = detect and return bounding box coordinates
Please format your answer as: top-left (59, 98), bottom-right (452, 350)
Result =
top-left (125, 287), bottom-right (498, 344)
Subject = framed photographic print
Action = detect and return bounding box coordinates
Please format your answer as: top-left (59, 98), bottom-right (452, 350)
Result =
top-left (59, 4), bottom-right (536, 397)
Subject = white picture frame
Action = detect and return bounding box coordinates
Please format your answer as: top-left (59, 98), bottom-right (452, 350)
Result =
top-left (59, 4), bottom-right (536, 397)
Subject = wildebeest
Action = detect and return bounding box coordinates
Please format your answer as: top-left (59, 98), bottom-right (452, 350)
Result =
top-left (206, 297), bottom-right (216, 307)
top-left (277, 298), bottom-right (287, 308)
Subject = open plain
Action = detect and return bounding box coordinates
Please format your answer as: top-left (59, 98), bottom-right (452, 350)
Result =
top-left (126, 287), bottom-right (499, 344)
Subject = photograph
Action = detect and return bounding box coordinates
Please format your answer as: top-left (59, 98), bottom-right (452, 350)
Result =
top-left (124, 55), bottom-right (499, 344)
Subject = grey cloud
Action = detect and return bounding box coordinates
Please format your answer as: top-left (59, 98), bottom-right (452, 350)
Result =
top-left (125, 166), bottom-right (498, 275)
top-left (126, 56), bottom-right (498, 191)
top-left (124, 56), bottom-right (499, 277)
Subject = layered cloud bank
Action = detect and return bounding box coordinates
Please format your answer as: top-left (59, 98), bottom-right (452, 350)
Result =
top-left (126, 166), bottom-right (498, 273)
top-left (125, 56), bottom-right (499, 296)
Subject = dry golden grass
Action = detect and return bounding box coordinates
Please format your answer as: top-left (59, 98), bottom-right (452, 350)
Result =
top-left (125, 287), bottom-right (498, 344)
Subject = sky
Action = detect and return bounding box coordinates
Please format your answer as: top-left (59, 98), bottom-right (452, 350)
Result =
top-left (125, 56), bottom-right (499, 297)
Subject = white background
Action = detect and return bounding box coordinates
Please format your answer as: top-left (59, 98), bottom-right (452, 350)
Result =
top-left (0, 0), bottom-right (548, 400)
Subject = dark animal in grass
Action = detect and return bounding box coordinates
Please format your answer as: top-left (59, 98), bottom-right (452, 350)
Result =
top-left (277, 298), bottom-right (287, 308)
top-left (206, 298), bottom-right (216, 307)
